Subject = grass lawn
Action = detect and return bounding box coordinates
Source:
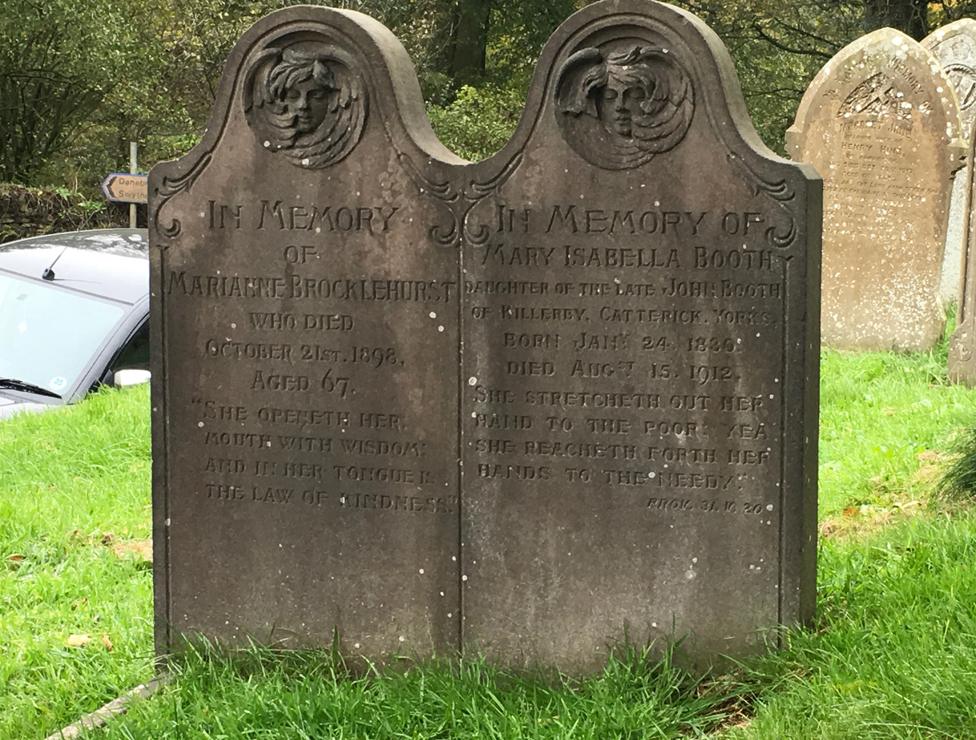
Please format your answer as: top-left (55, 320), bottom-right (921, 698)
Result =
top-left (2, 347), bottom-right (976, 738)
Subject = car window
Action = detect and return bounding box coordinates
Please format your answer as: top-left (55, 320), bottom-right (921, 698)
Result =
top-left (0, 273), bottom-right (126, 395)
top-left (111, 321), bottom-right (150, 373)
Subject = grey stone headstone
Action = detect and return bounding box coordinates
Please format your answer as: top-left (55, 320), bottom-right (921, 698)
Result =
top-left (924, 20), bottom-right (976, 385)
top-left (787, 29), bottom-right (965, 352)
top-left (923, 20), bottom-right (976, 308)
top-left (150, 0), bottom-right (820, 672)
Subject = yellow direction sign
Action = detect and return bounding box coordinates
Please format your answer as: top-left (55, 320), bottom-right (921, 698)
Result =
top-left (101, 173), bottom-right (148, 204)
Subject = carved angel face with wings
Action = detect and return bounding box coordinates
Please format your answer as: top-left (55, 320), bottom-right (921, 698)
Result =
top-left (556, 45), bottom-right (694, 169)
top-left (244, 45), bottom-right (367, 169)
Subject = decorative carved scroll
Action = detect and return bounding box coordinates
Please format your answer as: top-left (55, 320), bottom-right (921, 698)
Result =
top-left (944, 62), bottom-right (976, 110)
top-left (728, 153), bottom-right (797, 249)
top-left (152, 153), bottom-right (213, 239)
top-left (398, 152), bottom-right (524, 248)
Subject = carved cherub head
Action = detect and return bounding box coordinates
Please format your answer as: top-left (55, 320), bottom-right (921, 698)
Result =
top-left (244, 45), bottom-right (367, 168)
top-left (555, 45), bottom-right (694, 169)
top-left (267, 50), bottom-right (341, 135)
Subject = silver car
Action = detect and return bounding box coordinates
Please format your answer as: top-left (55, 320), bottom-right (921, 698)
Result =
top-left (0, 229), bottom-right (150, 419)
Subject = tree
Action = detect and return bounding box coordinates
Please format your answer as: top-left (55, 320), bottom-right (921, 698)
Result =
top-left (0, 0), bottom-right (135, 183)
top-left (448, 0), bottom-right (493, 86)
top-left (863, 0), bottom-right (929, 38)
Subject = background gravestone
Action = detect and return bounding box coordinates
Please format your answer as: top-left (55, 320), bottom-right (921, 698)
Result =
top-left (926, 21), bottom-right (976, 385)
top-left (948, 129), bottom-right (976, 384)
top-left (787, 29), bottom-right (965, 351)
top-left (924, 20), bottom-right (976, 306)
top-left (150, 0), bottom-right (820, 671)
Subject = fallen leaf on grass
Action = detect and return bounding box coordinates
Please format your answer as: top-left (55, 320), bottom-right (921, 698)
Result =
top-left (894, 500), bottom-right (922, 511)
top-left (913, 464), bottom-right (942, 488)
top-left (111, 539), bottom-right (153, 563)
top-left (66, 634), bottom-right (91, 648)
top-left (8, 554), bottom-right (24, 563)
top-left (100, 634), bottom-right (114, 651)
top-left (842, 506), bottom-right (859, 517)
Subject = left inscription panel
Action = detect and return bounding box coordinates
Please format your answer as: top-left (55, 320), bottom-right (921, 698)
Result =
top-left (149, 10), bottom-right (461, 660)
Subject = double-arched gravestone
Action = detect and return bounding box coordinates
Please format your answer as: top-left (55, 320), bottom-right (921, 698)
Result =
top-left (149, 0), bottom-right (820, 672)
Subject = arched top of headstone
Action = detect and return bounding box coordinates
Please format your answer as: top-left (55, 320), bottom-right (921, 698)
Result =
top-left (487, 0), bottom-right (799, 172)
top-left (151, 0), bottom-right (815, 242)
top-left (787, 27), bottom-right (966, 166)
top-left (786, 26), bottom-right (965, 351)
top-left (146, 0), bottom-right (821, 668)
top-left (923, 19), bottom-right (976, 139)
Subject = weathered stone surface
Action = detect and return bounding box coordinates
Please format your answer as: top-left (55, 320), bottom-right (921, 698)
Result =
top-left (949, 130), bottom-right (976, 383)
top-left (787, 28), bottom-right (965, 351)
top-left (924, 20), bottom-right (976, 305)
top-left (150, 0), bottom-right (820, 672)
top-left (927, 21), bottom-right (976, 384)
top-left (149, 10), bottom-right (464, 660)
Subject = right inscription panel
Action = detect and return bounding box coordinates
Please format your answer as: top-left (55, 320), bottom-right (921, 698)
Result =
top-left (459, 5), bottom-right (820, 671)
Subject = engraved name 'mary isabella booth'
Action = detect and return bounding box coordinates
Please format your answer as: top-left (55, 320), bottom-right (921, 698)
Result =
top-left (149, 0), bottom-right (821, 672)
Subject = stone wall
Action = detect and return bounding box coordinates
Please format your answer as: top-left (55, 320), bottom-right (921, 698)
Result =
top-left (0, 183), bottom-right (131, 244)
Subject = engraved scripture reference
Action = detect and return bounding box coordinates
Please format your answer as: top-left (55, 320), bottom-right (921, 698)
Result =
top-left (244, 45), bottom-right (367, 168)
top-left (555, 45), bottom-right (694, 169)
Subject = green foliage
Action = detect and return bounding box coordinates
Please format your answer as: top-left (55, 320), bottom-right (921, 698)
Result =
top-left (0, 386), bottom-right (152, 738)
top-left (110, 645), bottom-right (732, 738)
top-left (728, 513), bottom-right (976, 738)
top-left (0, 0), bottom-right (135, 182)
top-left (0, 183), bottom-right (120, 243)
top-left (938, 424), bottom-right (976, 499)
top-left (427, 84), bottom-right (525, 161)
top-left (818, 338), bottom-right (976, 514)
top-left (3, 0), bottom-right (969, 188)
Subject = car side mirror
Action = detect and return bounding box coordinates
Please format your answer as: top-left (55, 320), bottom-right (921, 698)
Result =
top-left (114, 369), bottom-right (151, 388)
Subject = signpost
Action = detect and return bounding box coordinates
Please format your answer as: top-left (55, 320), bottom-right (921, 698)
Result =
top-left (100, 173), bottom-right (148, 205)
top-left (102, 141), bottom-right (146, 228)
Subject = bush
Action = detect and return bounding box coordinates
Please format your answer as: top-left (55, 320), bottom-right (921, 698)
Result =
top-left (0, 183), bottom-right (124, 243)
top-left (426, 84), bottom-right (526, 162)
top-left (939, 425), bottom-right (976, 499)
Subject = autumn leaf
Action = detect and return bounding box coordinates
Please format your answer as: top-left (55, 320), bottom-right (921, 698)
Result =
top-left (111, 540), bottom-right (153, 562)
top-left (100, 634), bottom-right (114, 652)
top-left (66, 634), bottom-right (91, 648)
